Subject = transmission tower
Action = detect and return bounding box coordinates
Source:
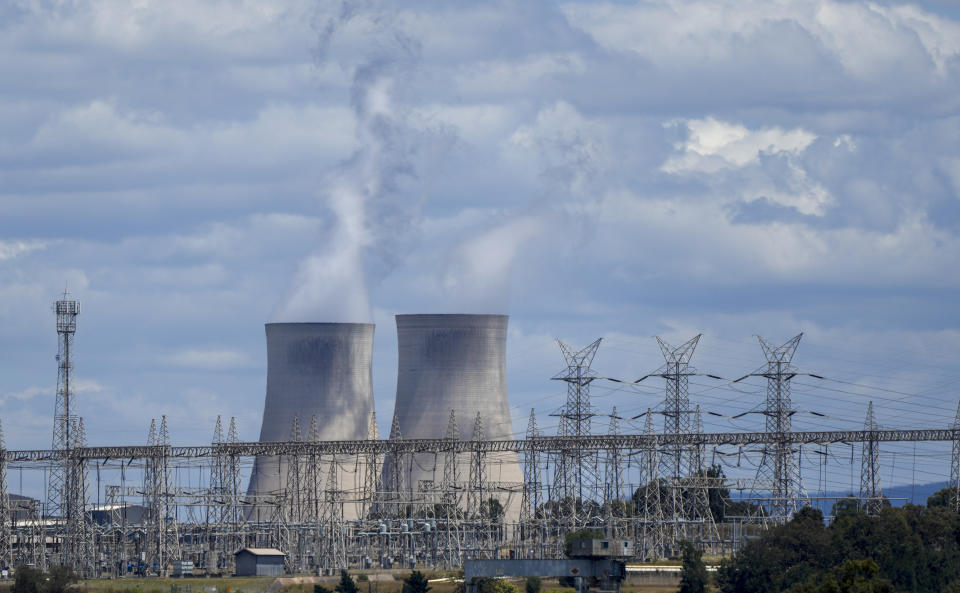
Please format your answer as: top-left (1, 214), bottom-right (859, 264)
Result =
top-left (860, 402), bottom-right (882, 515)
top-left (49, 290), bottom-right (81, 562)
top-left (636, 334), bottom-right (717, 550)
top-left (324, 459), bottom-right (346, 571)
top-left (603, 407), bottom-right (625, 537)
top-left (951, 401), bottom-right (960, 512)
top-left (740, 333), bottom-right (809, 523)
top-left (551, 338), bottom-right (602, 518)
top-left (386, 410), bottom-right (404, 517)
top-left (0, 419), bottom-right (12, 572)
top-left (441, 410), bottom-right (463, 565)
top-left (638, 409), bottom-right (663, 561)
top-left (362, 411), bottom-right (380, 520)
top-left (467, 413), bottom-right (487, 519)
top-left (67, 417), bottom-right (92, 575)
top-left (441, 410), bottom-right (461, 508)
top-left (521, 409), bottom-right (542, 551)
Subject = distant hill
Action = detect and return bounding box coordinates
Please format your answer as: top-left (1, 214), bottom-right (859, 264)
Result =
top-left (731, 481), bottom-right (949, 516)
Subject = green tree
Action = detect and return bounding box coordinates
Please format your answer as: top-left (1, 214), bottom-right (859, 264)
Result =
top-left (926, 487), bottom-right (958, 509)
top-left (477, 581), bottom-right (519, 593)
top-left (831, 496), bottom-right (863, 520)
top-left (336, 570), bottom-right (359, 593)
top-left (524, 576), bottom-right (541, 593)
top-left (480, 498), bottom-right (505, 523)
top-left (12, 566), bottom-right (43, 593)
top-left (403, 570), bottom-right (431, 593)
top-left (315, 586), bottom-right (334, 593)
top-left (45, 566), bottom-right (77, 593)
top-left (679, 540), bottom-right (708, 593)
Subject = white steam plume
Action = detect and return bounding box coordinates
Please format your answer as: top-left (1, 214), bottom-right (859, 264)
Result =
top-left (273, 5), bottom-right (421, 323)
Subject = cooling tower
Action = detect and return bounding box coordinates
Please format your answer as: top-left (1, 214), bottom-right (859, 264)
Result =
top-left (245, 322), bottom-right (374, 521)
top-left (382, 314), bottom-right (524, 521)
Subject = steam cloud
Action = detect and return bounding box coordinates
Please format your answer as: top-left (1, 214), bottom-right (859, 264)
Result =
top-left (273, 5), bottom-right (421, 323)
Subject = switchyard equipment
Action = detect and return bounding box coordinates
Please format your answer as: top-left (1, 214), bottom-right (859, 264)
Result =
top-left (1, 300), bottom-right (959, 577)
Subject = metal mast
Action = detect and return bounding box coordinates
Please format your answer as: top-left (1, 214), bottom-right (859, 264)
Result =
top-left (638, 334), bottom-right (716, 550)
top-left (639, 410), bottom-right (663, 561)
top-left (521, 409), bottom-right (541, 552)
top-left (362, 411), bottom-right (380, 520)
top-left (551, 338), bottom-right (602, 519)
top-left (951, 401), bottom-right (960, 512)
top-left (745, 333), bottom-right (806, 523)
top-left (49, 290), bottom-right (80, 561)
top-left (441, 410), bottom-right (461, 509)
top-left (653, 334), bottom-right (700, 480)
top-left (860, 402), bottom-right (882, 515)
top-left (0, 419), bottom-right (12, 571)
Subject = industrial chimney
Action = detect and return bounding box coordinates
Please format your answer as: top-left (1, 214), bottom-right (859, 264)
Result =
top-left (245, 322), bottom-right (374, 521)
top-left (382, 314), bottom-right (524, 521)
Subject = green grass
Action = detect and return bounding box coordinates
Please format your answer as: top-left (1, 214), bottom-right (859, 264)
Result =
top-left (78, 576), bottom-right (275, 593)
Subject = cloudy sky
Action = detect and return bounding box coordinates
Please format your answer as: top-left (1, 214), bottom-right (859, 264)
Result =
top-left (2, 0), bottom-right (960, 499)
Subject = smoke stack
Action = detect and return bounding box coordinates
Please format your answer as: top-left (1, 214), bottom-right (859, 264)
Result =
top-left (383, 314), bottom-right (523, 520)
top-left (245, 322), bottom-right (374, 521)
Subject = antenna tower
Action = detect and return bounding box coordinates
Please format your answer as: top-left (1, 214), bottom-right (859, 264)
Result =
top-left (49, 290), bottom-right (81, 558)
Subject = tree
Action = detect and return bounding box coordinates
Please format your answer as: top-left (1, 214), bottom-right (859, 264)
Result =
top-left (524, 576), bottom-right (542, 593)
top-left (403, 570), bottom-right (431, 593)
top-left (679, 540), bottom-right (708, 593)
top-left (927, 487), bottom-right (958, 509)
top-left (831, 496), bottom-right (863, 520)
top-left (480, 498), bottom-right (505, 523)
top-left (13, 566), bottom-right (42, 593)
top-left (336, 570), bottom-right (359, 593)
top-left (45, 566), bottom-right (77, 593)
top-left (315, 586), bottom-right (334, 593)
top-left (477, 580), bottom-right (519, 593)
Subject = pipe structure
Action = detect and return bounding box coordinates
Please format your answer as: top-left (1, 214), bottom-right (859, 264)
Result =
top-left (245, 322), bottom-right (375, 521)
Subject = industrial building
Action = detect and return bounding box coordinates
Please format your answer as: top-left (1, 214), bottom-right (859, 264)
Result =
top-left (235, 548), bottom-right (286, 576)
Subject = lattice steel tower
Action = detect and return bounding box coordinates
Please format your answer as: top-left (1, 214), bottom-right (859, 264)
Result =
top-left (551, 338), bottom-right (602, 513)
top-left (860, 402), bottom-right (882, 515)
top-left (650, 335), bottom-right (701, 481)
top-left (640, 334), bottom-right (715, 549)
top-left (49, 290), bottom-right (83, 567)
top-left (746, 333), bottom-right (807, 523)
top-left (951, 401), bottom-right (960, 512)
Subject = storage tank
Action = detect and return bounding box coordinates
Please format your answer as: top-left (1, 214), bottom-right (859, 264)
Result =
top-left (245, 322), bottom-right (374, 521)
top-left (382, 314), bottom-right (524, 521)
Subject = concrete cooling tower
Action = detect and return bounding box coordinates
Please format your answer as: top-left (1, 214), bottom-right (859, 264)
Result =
top-left (382, 314), bottom-right (524, 521)
top-left (246, 322), bottom-right (374, 521)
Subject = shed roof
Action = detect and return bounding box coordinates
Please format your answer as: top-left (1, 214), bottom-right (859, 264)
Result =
top-left (236, 547), bottom-right (286, 557)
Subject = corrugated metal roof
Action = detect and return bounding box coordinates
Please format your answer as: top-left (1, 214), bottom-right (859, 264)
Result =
top-left (237, 547), bottom-right (285, 556)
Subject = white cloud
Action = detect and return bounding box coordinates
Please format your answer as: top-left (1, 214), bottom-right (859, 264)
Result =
top-left (160, 349), bottom-right (252, 370)
top-left (662, 117), bottom-right (816, 174)
top-left (0, 239), bottom-right (48, 260)
top-left (662, 117), bottom-right (830, 215)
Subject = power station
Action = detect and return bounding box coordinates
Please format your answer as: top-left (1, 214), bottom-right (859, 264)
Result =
top-left (0, 297), bottom-right (957, 578)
